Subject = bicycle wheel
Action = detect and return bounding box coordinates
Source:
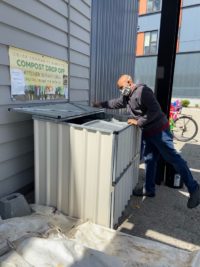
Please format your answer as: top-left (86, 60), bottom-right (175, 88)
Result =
top-left (173, 116), bottom-right (198, 142)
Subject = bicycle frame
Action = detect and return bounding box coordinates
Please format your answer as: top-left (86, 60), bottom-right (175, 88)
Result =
top-left (169, 101), bottom-right (198, 142)
top-left (169, 102), bottom-right (182, 131)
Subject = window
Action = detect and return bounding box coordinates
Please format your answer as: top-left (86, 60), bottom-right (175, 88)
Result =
top-left (144, 31), bottom-right (158, 55)
top-left (147, 0), bottom-right (161, 13)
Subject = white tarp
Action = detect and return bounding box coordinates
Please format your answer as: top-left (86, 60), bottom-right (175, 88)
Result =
top-left (0, 205), bottom-right (199, 267)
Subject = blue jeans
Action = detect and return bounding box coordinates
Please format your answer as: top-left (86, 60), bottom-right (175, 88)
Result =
top-left (142, 128), bottom-right (198, 194)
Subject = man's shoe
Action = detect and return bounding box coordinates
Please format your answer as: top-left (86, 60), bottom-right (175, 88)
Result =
top-left (187, 185), bottom-right (200, 209)
top-left (133, 187), bottom-right (155, 197)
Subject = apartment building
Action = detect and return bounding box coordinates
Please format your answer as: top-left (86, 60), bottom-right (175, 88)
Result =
top-left (135, 0), bottom-right (200, 105)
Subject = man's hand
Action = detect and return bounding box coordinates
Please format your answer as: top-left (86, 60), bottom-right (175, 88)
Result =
top-left (127, 118), bottom-right (138, 126)
top-left (92, 101), bottom-right (102, 108)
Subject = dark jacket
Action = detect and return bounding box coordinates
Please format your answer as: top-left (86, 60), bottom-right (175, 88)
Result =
top-left (100, 84), bottom-right (169, 135)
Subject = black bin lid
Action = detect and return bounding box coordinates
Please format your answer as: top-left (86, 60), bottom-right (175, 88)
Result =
top-left (9, 103), bottom-right (104, 121)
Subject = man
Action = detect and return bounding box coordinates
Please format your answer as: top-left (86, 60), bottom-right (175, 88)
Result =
top-left (93, 74), bottom-right (200, 209)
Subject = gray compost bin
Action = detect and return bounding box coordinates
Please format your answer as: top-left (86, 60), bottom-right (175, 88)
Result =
top-left (12, 103), bottom-right (141, 228)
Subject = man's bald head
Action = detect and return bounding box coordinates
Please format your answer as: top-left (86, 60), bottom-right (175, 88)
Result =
top-left (117, 74), bottom-right (133, 89)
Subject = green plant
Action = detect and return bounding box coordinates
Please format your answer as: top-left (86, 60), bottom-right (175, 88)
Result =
top-left (181, 99), bottom-right (190, 107)
top-left (195, 103), bottom-right (199, 108)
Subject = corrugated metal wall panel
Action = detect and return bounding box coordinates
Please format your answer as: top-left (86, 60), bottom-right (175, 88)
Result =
top-left (90, 0), bottom-right (138, 103)
top-left (0, 0), bottom-right (92, 197)
top-left (57, 124), bottom-right (71, 215)
top-left (34, 120), bottom-right (47, 205)
top-left (34, 118), bottom-right (140, 228)
top-left (69, 127), bottom-right (113, 223)
top-left (114, 164), bottom-right (137, 225)
top-left (115, 127), bottom-right (136, 180)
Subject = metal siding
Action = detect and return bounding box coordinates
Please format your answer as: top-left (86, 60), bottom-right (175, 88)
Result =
top-left (70, 22), bottom-right (90, 44)
top-left (82, 0), bottom-right (91, 7)
top-left (2, 0), bottom-right (69, 27)
top-left (179, 6), bottom-right (200, 52)
top-left (69, 2), bottom-right (91, 102)
top-left (0, 44), bottom-right (9, 65)
top-left (70, 64), bottom-right (90, 78)
top-left (173, 53), bottom-right (200, 98)
top-left (36, 0), bottom-right (69, 16)
top-left (70, 50), bottom-right (90, 67)
top-left (183, 0), bottom-right (200, 6)
top-left (65, 90), bottom-right (89, 102)
top-left (90, 0), bottom-right (138, 103)
top-left (70, 77), bottom-right (89, 89)
top-left (0, 137), bottom-right (33, 163)
top-left (135, 53), bottom-right (200, 98)
top-left (0, 2), bottom-right (68, 46)
top-left (114, 165), bottom-right (134, 225)
top-left (46, 122), bottom-right (58, 207)
top-left (0, 24), bottom-right (68, 60)
top-left (115, 127), bottom-right (135, 180)
top-left (0, 65), bottom-right (10, 86)
top-left (0, 121), bottom-right (33, 145)
top-left (33, 118), bottom-right (140, 228)
top-left (134, 56), bottom-right (157, 90)
top-left (70, 36), bottom-right (90, 55)
top-left (70, 0), bottom-right (91, 18)
top-left (57, 124), bottom-right (70, 214)
top-left (138, 13), bottom-right (161, 33)
top-left (70, 7), bottom-right (91, 30)
top-left (0, 107), bottom-right (32, 124)
top-left (68, 126), bottom-right (113, 223)
top-left (0, 0), bottom-right (91, 196)
top-left (34, 120), bottom-right (47, 205)
top-left (0, 153), bottom-right (34, 182)
top-left (0, 169), bottom-right (34, 198)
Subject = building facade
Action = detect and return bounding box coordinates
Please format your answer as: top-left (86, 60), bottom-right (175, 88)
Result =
top-left (0, 0), bottom-right (92, 197)
top-left (0, 0), bottom-right (138, 198)
top-left (135, 0), bottom-right (200, 105)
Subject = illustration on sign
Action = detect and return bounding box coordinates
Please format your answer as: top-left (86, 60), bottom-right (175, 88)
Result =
top-left (9, 47), bottom-right (68, 101)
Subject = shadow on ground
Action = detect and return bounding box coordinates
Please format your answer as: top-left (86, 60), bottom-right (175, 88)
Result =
top-left (118, 141), bottom-right (200, 251)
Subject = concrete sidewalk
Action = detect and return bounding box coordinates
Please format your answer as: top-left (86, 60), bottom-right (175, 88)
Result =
top-left (118, 107), bottom-right (200, 252)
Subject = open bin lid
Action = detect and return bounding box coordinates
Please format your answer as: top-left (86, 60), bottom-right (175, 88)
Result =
top-left (83, 119), bottom-right (127, 132)
top-left (9, 103), bottom-right (104, 122)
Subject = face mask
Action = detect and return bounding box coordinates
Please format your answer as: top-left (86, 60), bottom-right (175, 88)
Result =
top-left (121, 86), bottom-right (131, 96)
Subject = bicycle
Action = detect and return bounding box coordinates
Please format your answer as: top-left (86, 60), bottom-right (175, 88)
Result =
top-left (169, 100), bottom-right (198, 142)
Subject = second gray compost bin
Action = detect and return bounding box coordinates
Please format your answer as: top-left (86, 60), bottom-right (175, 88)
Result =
top-left (12, 103), bottom-right (141, 228)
